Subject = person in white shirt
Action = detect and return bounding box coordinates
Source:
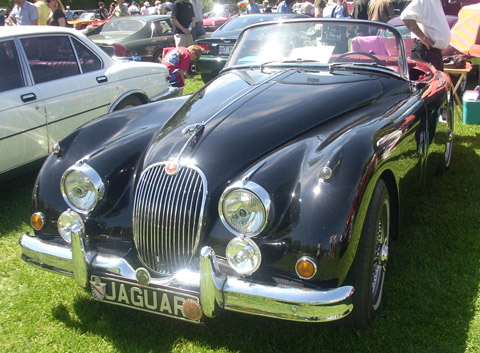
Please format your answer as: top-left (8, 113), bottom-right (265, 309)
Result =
top-left (401, 0), bottom-right (450, 70)
top-left (141, 1), bottom-right (150, 15)
top-left (128, 1), bottom-right (141, 15)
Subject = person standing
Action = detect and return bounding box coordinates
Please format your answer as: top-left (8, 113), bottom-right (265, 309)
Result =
top-left (141, 1), bottom-right (150, 15)
top-left (98, 2), bottom-right (108, 19)
top-left (7, 0), bottom-right (39, 25)
top-left (313, 0), bottom-right (326, 17)
top-left (323, 0), bottom-right (345, 18)
top-left (367, 0), bottom-right (394, 23)
top-left (0, 8), bottom-right (6, 25)
top-left (128, 1), bottom-right (141, 15)
top-left (171, 0), bottom-right (195, 47)
top-left (35, 0), bottom-right (49, 25)
top-left (262, 1), bottom-right (272, 12)
top-left (401, 0), bottom-right (450, 70)
top-left (277, 0), bottom-right (295, 13)
top-left (110, 0), bottom-right (129, 17)
top-left (352, 0), bottom-right (368, 19)
top-left (65, 5), bottom-right (73, 20)
top-left (161, 45), bottom-right (202, 95)
top-left (46, 0), bottom-right (66, 26)
top-left (247, 0), bottom-right (261, 13)
top-left (190, 0), bottom-right (206, 41)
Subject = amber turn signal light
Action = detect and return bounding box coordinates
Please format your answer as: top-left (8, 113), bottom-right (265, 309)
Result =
top-left (31, 212), bottom-right (45, 231)
top-left (295, 257), bottom-right (317, 279)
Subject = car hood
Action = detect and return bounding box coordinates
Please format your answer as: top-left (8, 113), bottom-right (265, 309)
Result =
top-left (143, 69), bottom-right (384, 189)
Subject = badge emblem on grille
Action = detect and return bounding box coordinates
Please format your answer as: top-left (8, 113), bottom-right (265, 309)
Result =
top-left (90, 276), bottom-right (106, 301)
top-left (135, 267), bottom-right (151, 286)
top-left (165, 162), bottom-right (179, 175)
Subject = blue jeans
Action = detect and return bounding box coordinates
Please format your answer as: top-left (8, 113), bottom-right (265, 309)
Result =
top-left (192, 22), bottom-right (206, 41)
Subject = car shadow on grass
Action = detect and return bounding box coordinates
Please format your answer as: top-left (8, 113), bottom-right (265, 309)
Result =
top-left (0, 171), bottom-right (37, 238)
top-left (49, 131), bottom-right (480, 353)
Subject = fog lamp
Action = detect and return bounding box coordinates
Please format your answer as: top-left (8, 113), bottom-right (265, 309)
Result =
top-left (31, 212), bottom-right (45, 231)
top-left (57, 209), bottom-right (84, 244)
top-left (226, 237), bottom-right (261, 275)
top-left (295, 256), bottom-right (317, 279)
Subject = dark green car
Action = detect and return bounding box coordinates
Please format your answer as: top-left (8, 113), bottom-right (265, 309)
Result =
top-left (88, 15), bottom-right (175, 62)
top-left (195, 13), bottom-right (308, 83)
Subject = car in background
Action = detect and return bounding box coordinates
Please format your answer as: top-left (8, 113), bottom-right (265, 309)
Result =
top-left (19, 19), bottom-right (454, 329)
top-left (68, 12), bottom-right (98, 30)
top-left (202, 3), bottom-right (235, 33)
top-left (87, 15), bottom-right (175, 62)
top-left (0, 26), bottom-right (175, 183)
top-left (195, 13), bottom-right (309, 83)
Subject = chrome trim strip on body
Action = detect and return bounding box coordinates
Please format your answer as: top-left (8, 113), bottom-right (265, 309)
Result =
top-left (19, 233), bottom-right (354, 323)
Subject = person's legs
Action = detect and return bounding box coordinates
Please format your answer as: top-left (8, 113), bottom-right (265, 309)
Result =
top-left (411, 39), bottom-right (443, 71)
top-left (174, 33), bottom-right (194, 47)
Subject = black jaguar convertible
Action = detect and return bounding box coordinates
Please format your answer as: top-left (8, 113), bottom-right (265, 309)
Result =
top-left (20, 19), bottom-right (454, 329)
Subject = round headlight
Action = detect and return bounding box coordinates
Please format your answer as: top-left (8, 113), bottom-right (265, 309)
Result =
top-left (61, 163), bottom-right (104, 213)
top-left (219, 182), bottom-right (270, 236)
top-left (226, 237), bottom-right (261, 275)
top-left (57, 209), bottom-right (84, 243)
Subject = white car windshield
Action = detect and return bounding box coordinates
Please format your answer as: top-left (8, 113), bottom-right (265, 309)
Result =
top-left (226, 20), bottom-right (407, 77)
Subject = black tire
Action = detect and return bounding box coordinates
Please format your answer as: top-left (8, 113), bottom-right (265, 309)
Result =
top-left (153, 50), bottom-right (162, 63)
top-left (114, 95), bottom-right (143, 111)
top-left (349, 179), bottom-right (390, 329)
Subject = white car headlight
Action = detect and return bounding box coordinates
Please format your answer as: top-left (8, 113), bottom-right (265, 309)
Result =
top-left (61, 163), bottom-right (104, 213)
top-left (219, 181), bottom-right (270, 236)
top-left (226, 237), bottom-right (261, 275)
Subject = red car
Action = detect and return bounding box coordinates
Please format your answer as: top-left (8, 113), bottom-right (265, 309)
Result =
top-left (203, 4), bottom-right (234, 32)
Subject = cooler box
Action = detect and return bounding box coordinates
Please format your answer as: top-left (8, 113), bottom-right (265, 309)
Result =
top-left (463, 90), bottom-right (480, 124)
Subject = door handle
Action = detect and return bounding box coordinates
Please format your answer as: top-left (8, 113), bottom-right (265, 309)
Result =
top-left (21, 93), bottom-right (37, 103)
top-left (96, 76), bottom-right (108, 83)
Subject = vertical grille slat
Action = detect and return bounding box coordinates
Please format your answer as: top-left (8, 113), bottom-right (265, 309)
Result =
top-left (133, 164), bottom-right (206, 274)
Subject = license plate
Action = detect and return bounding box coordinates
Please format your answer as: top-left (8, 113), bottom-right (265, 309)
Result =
top-left (219, 45), bottom-right (232, 55)
top-left (90, 276), bottom-right (202, 323)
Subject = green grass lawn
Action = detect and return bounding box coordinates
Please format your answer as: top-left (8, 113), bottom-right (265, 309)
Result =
top-left (1, 80), bottom-right (480, 352)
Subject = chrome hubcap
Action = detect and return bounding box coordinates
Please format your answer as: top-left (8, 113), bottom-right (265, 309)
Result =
top-left (372, 197), bottom-right (390, 310)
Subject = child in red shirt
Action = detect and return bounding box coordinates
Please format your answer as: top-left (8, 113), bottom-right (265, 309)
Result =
top-left (161, 44), bottom-right (202, 95)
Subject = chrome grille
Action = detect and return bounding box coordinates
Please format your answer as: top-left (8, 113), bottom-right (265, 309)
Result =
top-left (133, 163), bottom-right (206, 274)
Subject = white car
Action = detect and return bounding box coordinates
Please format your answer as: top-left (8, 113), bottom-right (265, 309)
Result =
top-left (0, 26), bottom-right (175, 183)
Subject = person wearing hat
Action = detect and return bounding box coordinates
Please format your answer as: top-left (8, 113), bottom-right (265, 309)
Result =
top-left (141, 1), bottom-right (150, 15)
top-left (128, 1), bottom-right (141, 15)
top-left (65, 5), bottom-right (73, 20)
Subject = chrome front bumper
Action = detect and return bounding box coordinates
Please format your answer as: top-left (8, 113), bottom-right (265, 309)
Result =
top-left (19, 232), bottom-right (354, 323)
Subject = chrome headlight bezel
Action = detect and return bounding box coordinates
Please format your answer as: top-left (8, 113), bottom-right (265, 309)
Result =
top-left (226, 236), bottom-right (262, 275)
top-left (218, 180), bottom-right (271, 237)
top-left (60, 162), bottom-right (104, 214)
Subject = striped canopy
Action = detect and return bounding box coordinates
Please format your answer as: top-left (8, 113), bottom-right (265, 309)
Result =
top-left (450, 3), bottom-right (480, 57)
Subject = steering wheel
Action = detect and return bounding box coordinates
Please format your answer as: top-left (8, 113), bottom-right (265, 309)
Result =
top-left (332, 51), bottom-right (385, 66)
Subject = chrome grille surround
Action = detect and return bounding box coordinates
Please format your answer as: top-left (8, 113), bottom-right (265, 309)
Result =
top-left (133, 162), bottom-right (207, 275)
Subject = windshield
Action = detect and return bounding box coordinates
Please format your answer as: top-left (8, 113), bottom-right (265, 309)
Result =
top-left (100, 19), bottom-right (144, 33)
top-left (220, 14), bottom-right (302, 31)
top-left (226, 20), bottom-right (407, 77)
